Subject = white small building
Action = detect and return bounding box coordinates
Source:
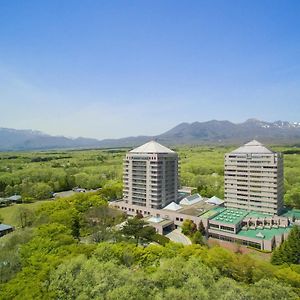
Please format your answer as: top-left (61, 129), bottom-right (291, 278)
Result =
top-left (180, 194), bottom-right (203, 206)
top-left (6, 195), bottom-right (22, 203)
top-left (205, 196), bottom-right (224, 206)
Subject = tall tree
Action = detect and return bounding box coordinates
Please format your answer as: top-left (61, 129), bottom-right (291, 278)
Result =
top-left (121, 217), bottom-right (151, 245)
top-left (198, 220), bottom-right (206, 236)
top-left (71, 215), bottom-right (80, 240)
top-left (271, 226), bottom-right (300, 265)
top-left (181, 219), bottom-right (197, 236)
top-left (18, 207), bottom-right (34, 228)
top-left (191, 231), bottom-right (205, 245)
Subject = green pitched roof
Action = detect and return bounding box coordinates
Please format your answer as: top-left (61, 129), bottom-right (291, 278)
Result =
top-left (237, 227), bottom-right (291, 240)
top-left (210, 208), bottom-right (249, 225)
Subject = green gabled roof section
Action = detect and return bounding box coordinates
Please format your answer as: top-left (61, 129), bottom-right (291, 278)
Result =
top-left (237, 226), bottom-right (292, 240)
top-left (281, 209), bottom-right (300, 220)
top-left (245, 211), bottom-right (273, 219)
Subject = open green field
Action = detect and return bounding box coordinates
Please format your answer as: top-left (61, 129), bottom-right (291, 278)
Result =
top-left (0, 200), bottom-right (53, 227)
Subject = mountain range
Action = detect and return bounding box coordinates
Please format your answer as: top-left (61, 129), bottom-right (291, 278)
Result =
top-left (1, 119), bottom-right (300, 151)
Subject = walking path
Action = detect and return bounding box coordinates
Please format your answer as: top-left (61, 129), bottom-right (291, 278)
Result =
top-left (166, 228), bottom-right (192, 245)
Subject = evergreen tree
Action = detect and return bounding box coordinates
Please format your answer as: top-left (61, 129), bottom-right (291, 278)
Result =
top-left (198, 220), bottom-right (206, 236)
top-left (271, 226), bottom-right (300, 265)
top-left (191, 231), bottom-right (205, 245)
top-left (71, 215), bottom-right (81, 240)
top-left (121, 217), bottom-right (148, 245)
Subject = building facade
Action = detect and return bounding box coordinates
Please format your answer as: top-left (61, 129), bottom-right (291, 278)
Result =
top-left (111, 199), bottom-right (293, 251)
top-left (123, 141), bottom-right (178, 209)
top-left (111, 139), bottom-right (298, 251)
top-left (224, 140), bottom-right (284, 215)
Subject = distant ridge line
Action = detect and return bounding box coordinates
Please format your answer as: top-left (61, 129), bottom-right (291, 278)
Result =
top-left (1, 119), bottom-right (300, 151)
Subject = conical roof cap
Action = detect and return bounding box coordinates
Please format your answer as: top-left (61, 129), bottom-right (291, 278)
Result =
top-left (232, 140), bottom-right (273, 154)
top-left (130, 141), bottom-right (174, 154)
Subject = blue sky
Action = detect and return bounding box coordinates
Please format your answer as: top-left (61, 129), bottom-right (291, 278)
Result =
top-left (0, 0), bottom-right (300, 139)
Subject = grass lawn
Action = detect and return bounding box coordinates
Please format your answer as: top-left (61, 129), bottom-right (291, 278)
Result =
top-left (0, 200), bottom-right (53, 227)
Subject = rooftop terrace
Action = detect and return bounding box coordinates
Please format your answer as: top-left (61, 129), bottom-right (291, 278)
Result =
top-left (201, 207), bottom-right (225, 219)
top-left (178, 201), bottom-right (215, 217)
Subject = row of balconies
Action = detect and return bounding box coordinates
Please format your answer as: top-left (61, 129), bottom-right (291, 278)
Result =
top-left (131, 182), bottom-right (147, 186)
top-left (225, 197), bottom-right (278, 207)
top-left (225, 190), bottom-right (278, 197)
top-left (225, 181), bottom-right (277, 187)
top-left (225, 175), bottom-right (278, 181)
top-left (226, 203), bottom-right (278, 213)
top-left (225, 193), bottom-right (278, 199)
top-left (131, 167), bottom-right (147, 171)
top-left (225, 194), bottom-right (278, 204)
top-left (225, 187), bottom-right (277, 194)
top-left (132, 174), bottom-right (147, 178)
top-left (226, 165), bottom-right (276, 169)
top-left (132, 187), bottom-right (146, 191)
top-left (225, 170), bottom-right (277, 175)
top-left (225, 185), bottom-right (277, 192)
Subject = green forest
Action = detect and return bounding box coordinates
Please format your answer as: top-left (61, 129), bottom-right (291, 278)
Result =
top-left (1, 193), bottom-right (300, 299)
top-left (0, 146), bottom-right (300, 299)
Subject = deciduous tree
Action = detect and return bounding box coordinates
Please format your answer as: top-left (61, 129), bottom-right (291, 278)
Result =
top-left (181, 219), bottom-right (197, 236)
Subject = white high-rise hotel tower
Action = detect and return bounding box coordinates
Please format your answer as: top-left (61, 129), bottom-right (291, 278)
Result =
top-left (123, 141), bottom-right (178, 209)
top-left (224, 140), bottom-right (284, 215)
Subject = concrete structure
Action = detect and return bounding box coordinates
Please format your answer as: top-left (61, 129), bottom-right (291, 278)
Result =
top-left (207, 208), bottom-right (290, 250)
top-left (111, 198), bottom-right (217, 234)
top-left (144, 216), bottom-right (174, 234)
top-left (123, 141), bottom-right (178, 209)
top-left (111, 198), bottom-right (295, 251)
top-left (224, 140), bottom-right (284, 215)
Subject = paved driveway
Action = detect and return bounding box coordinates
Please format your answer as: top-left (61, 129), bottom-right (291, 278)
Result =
top-left (166, 228), bottom-right (192, 245)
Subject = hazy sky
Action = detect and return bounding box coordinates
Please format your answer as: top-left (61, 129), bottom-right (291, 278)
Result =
top-left (1, 1), bottom-right (300, 139)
